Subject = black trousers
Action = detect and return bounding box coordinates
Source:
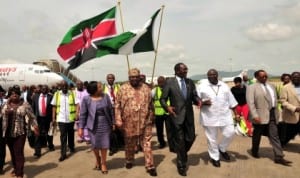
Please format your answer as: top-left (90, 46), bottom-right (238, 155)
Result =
top-left (109, 128), bottom-right (124, 153)
top-left (170, 119), bottom-right (195, 169)
top-left (155, 114), bottom-right (169, 145)
top-left (58, 122), bottom-right (75, 157)
top-left (0, 120), bottom-right (5, 170)
top-left (251, 109), bottom-right (284, 159)
top-left (35, 116), bottom-right (54, 154)
top-left (278, 121), bottom-right (300, 146)
top-left (6, 135), bottom-right (26, 177)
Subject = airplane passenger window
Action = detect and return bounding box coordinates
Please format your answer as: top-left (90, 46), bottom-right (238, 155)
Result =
top-left (34, 70), bottom-right (39, 73)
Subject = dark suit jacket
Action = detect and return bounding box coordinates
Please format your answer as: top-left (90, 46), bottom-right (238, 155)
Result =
top-left (160, 77), bottom-right (199, 125)
top-left (79, 94), bottom-right (114, 131)
top-left (32, 93), bottom-right (53, 122)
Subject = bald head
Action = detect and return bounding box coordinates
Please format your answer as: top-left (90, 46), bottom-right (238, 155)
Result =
top-left (207, 69), bottom-right (218, 85)
top-left (106, 74), bottom-right (115, 86)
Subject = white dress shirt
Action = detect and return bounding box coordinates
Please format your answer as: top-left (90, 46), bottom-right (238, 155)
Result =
top-left (38, 94), bottom-right (47, 117)
top-left (51, 91), bottom-right (79, 123)
top-left (260, 83), bottom-right (276, 108)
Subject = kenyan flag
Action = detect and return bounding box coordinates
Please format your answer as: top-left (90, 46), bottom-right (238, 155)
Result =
top-left (57, 6), bottom-right (116, 70)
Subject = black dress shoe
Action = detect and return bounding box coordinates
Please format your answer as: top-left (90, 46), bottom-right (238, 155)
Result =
top-left (147, 168), bottom-right (157, 177)
top-left (210, 159), bottom-right (221, 167)
top-left (70, 148), bottom-right (75, 153)
top-left (109, 150), bottom-right (117, 156)
top-left (158, 142), bottom-right (166, 149)
top-left (48, 147), bottom-right (55, 151)
top-left (250, 151), bottom-right (260, 158)
top-left (59, 155), bottom-right (67, 162)
top-left (177, 167), bottom-right (187, 176)
top-left (0, 169), bottom-right (4, 175)
top-left (33, 153), bottom-right (41, 158)
top-left (125, 162), bottom-right (133, 169)
top-left (274, 158), bottom-right (292, 166)
top-left (219, 150), bottom-right (230, 161)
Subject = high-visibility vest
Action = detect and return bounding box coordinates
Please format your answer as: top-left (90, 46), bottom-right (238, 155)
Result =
top-left (54, 91), bottom-right (76, 122)
top-left (103, 84), bottom-right (120, 94)
top-left (153, 87), bottom-right (169, 116)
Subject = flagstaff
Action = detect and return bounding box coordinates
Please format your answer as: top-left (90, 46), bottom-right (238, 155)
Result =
top-left (117, 0), bottom-right (131, 70)
top-left (150, 5), bottom-right (165, 85)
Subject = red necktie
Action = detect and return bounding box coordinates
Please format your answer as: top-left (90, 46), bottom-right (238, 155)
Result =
top-left (41, 95), bottom-right (46, 115)
top-left (110, 86), bottom-right (115, 103)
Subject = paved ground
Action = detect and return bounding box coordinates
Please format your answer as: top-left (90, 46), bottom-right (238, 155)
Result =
top-left (1, 108), bottom-right (300, 178)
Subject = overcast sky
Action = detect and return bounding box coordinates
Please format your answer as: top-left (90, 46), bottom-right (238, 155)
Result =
top-left (1, 0), bottom-right (300, 81)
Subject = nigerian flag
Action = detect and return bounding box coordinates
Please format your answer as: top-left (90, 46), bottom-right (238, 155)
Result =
top-left (98, 8), bottom-right (161, 55)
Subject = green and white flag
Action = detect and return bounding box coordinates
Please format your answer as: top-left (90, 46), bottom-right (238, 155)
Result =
top-left (98, 8), bottom-right (161, 55)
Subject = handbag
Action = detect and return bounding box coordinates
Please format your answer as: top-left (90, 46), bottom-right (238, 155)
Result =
top-left (234, 116), bottom-right (248, 137)
top-left (27, 130), bottom-right (36, 148)
top-left (25, 115), bottom-right (36, 148)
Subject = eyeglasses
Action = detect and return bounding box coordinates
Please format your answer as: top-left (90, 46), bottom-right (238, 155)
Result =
top-left (129, 76), bottom-right (140, 78)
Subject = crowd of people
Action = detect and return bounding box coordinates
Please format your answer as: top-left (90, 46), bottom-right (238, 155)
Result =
top-left (0, 63), bottom-right (299, 177)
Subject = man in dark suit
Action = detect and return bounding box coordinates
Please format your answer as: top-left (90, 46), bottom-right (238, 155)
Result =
top-left (246, 69), bottom-right (291, 166)
top-left (160, 62), bottom-right (200, 176)
top-left (32, 85), bottom-right (55, 158)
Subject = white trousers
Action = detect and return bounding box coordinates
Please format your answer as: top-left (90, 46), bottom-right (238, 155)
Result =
top-left (203, 125), bottom-right (235, 160)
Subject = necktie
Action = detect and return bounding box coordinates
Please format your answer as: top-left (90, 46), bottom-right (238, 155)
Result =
top-left (41, 95), bottom-right (46, 115)
top-left (263, 84), bottom-right (272, 109)
top-left (110, 86), bottom-right (116, 103)
top-left (181, 78), bottom-right (187, 99)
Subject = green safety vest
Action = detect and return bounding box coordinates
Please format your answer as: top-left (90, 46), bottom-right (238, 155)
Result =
top-left (154, 87), bottom-right (169, 115)
top-left (54, 91), bottom-right (76, 122)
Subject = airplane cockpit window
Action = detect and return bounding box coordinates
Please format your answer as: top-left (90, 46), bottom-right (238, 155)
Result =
top-left (44, 70), bottom-right (51, 72)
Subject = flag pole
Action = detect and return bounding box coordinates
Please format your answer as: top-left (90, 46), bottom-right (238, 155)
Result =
top-left (117, 1), bottom-right (130, 70)
top-left (150, 5), bottom-right (165, 85)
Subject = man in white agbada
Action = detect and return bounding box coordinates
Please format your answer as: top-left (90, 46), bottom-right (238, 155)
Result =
top-left (197, 69), bottom-right (238, 168)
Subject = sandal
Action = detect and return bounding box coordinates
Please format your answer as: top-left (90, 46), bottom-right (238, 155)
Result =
top-left (10, 170), bottom-right (16, 177)
top-left (101, 164), bottom-right (108, 174)
top-left (93, 165), bottom-right (101, 171)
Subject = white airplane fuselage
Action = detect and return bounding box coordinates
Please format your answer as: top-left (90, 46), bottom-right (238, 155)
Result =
top-left (0, 64), bottom-right (64, 91)
top-left (221, 69), bottom-right (248, 83)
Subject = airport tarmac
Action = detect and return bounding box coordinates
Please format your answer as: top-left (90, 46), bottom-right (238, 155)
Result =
top-left (1, 108), bottom-right (299, 178)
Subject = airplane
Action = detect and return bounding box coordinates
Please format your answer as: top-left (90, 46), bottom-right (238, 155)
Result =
top-left (221, 69), bottom-right (248, 83)
top-left (0, 64), bottom-right (64, 91)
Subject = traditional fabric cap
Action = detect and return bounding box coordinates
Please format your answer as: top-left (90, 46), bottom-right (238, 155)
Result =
top-left (128, 68), bottom-right (140, 76)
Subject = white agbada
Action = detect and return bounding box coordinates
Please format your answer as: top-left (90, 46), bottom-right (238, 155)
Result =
top-left (197, 79), bottom-right (238, 126)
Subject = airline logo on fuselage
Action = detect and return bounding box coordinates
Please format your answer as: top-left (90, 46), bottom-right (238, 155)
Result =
top-left (0, 67), bottom-right (17, 76)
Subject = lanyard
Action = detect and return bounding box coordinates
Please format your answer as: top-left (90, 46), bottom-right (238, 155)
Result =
top-left (210, 85), bottom-right (220, 96)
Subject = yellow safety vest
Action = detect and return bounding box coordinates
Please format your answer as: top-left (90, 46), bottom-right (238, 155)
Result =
top-left (103, 84), bottom-right (120, 94)
top-left (154, 87), bottom-right (169, 116)
top-left (54, 91), bottom-right (76, 122)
